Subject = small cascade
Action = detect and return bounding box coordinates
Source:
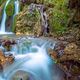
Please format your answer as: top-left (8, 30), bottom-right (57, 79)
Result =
top-left (0, 0), bottom-right (19, 35)
top-left (14, 0), bottom-right (19, 15)
top-left (0, 38), bottom-right (64, 80)
top-left (0, 0), bottom-right (11, 34)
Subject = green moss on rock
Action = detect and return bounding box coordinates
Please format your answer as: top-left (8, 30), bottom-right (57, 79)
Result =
top-left (46, 0), bottom-right (68, 35)
top-left (6, 2), bottom-right (14, 17)
top-left (15, 5), bottom-right (41, 35)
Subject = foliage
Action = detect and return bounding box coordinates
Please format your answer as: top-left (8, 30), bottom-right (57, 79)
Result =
top-left (47, 0), bottom-right (69, 35)
top-left (5, 1), bottom-right (14, 17)
top-left (0, 0), bottom-right (5, 6)
top-left (26, 9), bottom-right (40, 22)
top-left (16, 0), bottom-right (69, 35)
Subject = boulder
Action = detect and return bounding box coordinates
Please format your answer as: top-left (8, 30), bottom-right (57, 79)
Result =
top-left (48, 49), bottom-right (57, 59)
top-left (0, 50), bottom-right (14, 67)
top-left (64, 43), bottom-right (78, 54)
top-left (59, 43), bottom-right (80, 61)
top-left (15, 5), bottom-right (42, 36)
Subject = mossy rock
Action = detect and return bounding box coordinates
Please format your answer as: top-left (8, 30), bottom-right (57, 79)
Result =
top-left (6, 2), bottom-right (14, 17)
top-left (15, 5), bottom-right (41, 35)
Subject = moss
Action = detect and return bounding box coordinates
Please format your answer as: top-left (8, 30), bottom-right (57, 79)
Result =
top-left (12, 16), bottom-right (17, 32)
top-left (0, 0), bottom-right (5, 6)
top-left (47, 0), bottom-right (68, 35)
top-left (15, 5), bottom-right (41, 35)
top-left (5, 1), bottom-right (14, 17)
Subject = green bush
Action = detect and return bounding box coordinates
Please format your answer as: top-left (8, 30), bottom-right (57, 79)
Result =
top-left (48, 0), bottom-right (69, 35)
top-left (6, 2), bottom-right (14, 17)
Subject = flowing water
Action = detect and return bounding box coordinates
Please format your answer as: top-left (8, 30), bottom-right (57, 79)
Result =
top-left (0, 0), bottom-right (19, 34)
top-left (0, 0), bottom-right (11, 34)
top-left (0, 37), bottom-right (64, 80)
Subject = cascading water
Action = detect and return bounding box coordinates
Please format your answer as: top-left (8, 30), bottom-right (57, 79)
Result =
top-left (0, 0), bottom-right (11, 34)
top-left (14, 0), bottom-right (19, 15)
top-left (0, 38), bottom-right (64, 80)
top-left (0, 0), bottom-right (19, 34)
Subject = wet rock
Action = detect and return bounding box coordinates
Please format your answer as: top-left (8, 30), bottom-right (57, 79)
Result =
top-left (48, 49), bottom-right (57, 59)
top-left (0, 50), bottom-right (5, 56)
top-left (1, 39), bottom-right (16, 51)
top-left (0, 64), bottom-right (3, 72)
top-left (55, 42), bottom-right (80, 79)
top-left (11, 70), bottom-right (30, 80)
top-left (0, 50), bottom-right (14, 67)
top-left (6, 17), bottom-right (12, 32)
top-left (58, 37), bottom-right (65, 41)
top-left (4, 52), bottom-right (15, 57)
top-left (54, 42), bottom-right (67, 57)
top-left (58, 60), bottom-right (80, 80)
top-left (6, 55), bottom-right (14, 64)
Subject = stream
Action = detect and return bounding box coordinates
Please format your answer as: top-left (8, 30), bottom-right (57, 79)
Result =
top-left (0, 37), bottom-right (64, 80)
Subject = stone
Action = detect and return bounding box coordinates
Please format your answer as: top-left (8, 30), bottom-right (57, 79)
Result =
top-left (0, 50), bottom-right (5, 57)
top-left (64, 43), bottom-right (78, 54)
top-left (58, 37), bottom-right (65, 41)
top-left (59, 43), bottom-right (80, 61)
top-left (54, 42), bottom-right (66, 57)
top-left (0, 50), bottom-right (14, 67)
top-left (48, 49), bottom-right (57, 59)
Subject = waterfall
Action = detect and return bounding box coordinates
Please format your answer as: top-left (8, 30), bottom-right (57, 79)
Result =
top-left (0, 0), bottom-right (19, 34)
top-left (0, 0), bottom-right (11, 34)
top-left (0, 38), bottom-right (64, 80)
top-left (37, 4), bottom-right (49, 35)
top-left (14, 0), bottom-right (19, 17)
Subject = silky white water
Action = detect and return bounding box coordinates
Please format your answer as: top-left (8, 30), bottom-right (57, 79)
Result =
top-left (0, 38), bottom-right (64, 80)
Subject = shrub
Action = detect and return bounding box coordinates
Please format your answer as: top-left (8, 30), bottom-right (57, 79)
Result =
top-left (48, 0), bottom-right (69, 35)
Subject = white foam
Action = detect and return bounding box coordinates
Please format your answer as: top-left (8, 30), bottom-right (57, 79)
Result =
top-left (0, 32), bottom-right (14, 35)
